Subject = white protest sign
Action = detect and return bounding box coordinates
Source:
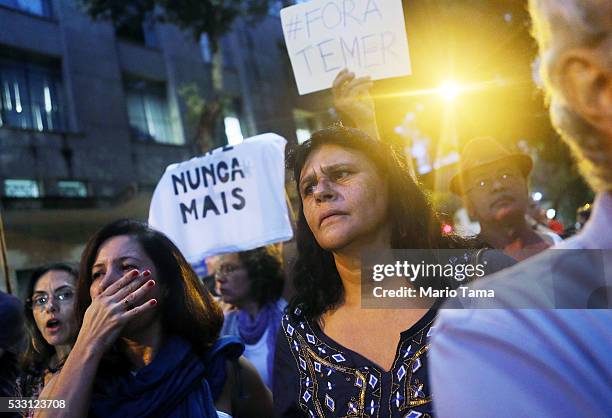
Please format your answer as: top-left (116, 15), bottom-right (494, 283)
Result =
top-left (148, 133), bottom-right (293, 262)
top-left (281, 0), bottom-right (411, 95)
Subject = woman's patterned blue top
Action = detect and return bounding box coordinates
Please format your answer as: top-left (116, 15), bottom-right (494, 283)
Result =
top-left (273, 305), bottom-right (438, 418)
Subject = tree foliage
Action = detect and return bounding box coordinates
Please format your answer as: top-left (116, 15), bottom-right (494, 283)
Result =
top-left (80, 0), bottom-right (279, 152)
top-left (80, 0), bottom-right (276, 46)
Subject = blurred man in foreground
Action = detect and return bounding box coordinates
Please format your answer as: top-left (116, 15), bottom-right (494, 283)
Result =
top-left (430, 0), bottom-right (612, 416)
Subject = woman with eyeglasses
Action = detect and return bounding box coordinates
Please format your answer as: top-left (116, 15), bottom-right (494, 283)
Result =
top-left (17, 264), bottom-right (79, 410)
top-left (33, 219), bottom-right (272, 418)
top-left (215, 246), bottom-right (286, 389)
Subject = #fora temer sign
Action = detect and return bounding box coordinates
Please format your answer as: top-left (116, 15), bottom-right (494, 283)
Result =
top-left (281, 0), bottom-right (412, 95)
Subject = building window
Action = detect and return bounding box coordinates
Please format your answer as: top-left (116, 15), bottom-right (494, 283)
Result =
top-left (57, 180), bottom-right (87, 198)
top-left (125, 78), bottom-right (179, 144)
top-left (0, 0), bottom-right (52, 17)
top-left (4, 179), bottom-right (40, 198)
top-left (0, 56), bottom-right (65, 132)
top-left (115, 13), bottom-right (158, 48)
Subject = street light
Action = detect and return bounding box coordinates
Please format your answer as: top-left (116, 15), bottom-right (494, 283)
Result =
top-left (437, 81), bottom-right (460, 102)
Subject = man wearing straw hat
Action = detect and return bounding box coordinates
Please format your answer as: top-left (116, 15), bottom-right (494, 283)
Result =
top-left (450, 136), bottom-right (555, 259)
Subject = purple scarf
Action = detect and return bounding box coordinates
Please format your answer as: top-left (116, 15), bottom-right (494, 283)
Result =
top-left (237, 302), bottom-right (283, 385)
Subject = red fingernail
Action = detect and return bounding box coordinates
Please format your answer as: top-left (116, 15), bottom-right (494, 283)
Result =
top-left (147, 280), bottom-right (155, 287)
top-left (143, 270), bottom-right (151, 277)
top-left (131, 270), bottom-right (139, 277)
top-left (150, 299), bottom-right (157, 305)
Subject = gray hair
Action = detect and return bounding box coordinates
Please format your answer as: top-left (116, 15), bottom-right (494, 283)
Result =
top-left (529, 0), bottom-right (612, 191)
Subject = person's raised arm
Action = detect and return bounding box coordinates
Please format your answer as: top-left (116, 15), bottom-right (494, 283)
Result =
top-left (332, 68), bottom-right (379, 140)
top-left (34, 270), bottom-right (157, 418)
top-left (332, 69), bottom-right (416, 177)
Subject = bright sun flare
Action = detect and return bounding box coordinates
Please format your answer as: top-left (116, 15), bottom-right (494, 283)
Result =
top-left (438, 81), bottom-right (460, 102)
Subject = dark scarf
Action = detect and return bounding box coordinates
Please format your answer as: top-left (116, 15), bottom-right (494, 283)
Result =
top-left (90, 336), bottom-right (243, 418)
top-left (237, 302), bottom-right (283, 385)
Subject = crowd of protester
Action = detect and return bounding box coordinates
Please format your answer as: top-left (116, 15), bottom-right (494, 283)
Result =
top-left (0, 0), bottom-right (610, 416)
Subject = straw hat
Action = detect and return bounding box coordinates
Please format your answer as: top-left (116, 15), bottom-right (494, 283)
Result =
top-left (450, 137), bottom-right (533, 195)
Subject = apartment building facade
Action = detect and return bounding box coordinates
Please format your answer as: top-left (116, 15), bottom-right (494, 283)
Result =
top-left (0, 0), bottom-right (328, 295)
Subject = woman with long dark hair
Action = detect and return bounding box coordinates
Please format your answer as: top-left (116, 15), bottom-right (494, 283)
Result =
top-left (273, 125), bottom-right (509, 417)
top-left (35, 219), bottom-right (271, 418)
top-left (18, 264), bottom-right (79, 404)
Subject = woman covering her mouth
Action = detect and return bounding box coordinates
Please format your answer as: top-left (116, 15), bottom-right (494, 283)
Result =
top-left (17, 264), bottom-right (79, 414)
top-left (33, 219), bottom-right (272, 418)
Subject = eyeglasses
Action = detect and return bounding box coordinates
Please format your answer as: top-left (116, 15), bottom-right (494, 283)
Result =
top-left (27, 290), bottom-right (75, 310)
top-left (214, 264), bottom-right (244, 279)
top-left (466, 170), bottom-right (520, 193)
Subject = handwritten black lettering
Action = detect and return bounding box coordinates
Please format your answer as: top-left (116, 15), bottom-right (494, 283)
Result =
top-left (231, 158), bottom-right (245, 180)
top-left (186, 169), bottom-right (200, 190)
top-left (202, 195), bottom-right (220, 218)
top-left (217, 161), bottom-right (229, 183)
top-left (232, 187), bottom-right (246, 210)
top-left (180, 199), bottom-right (198, 224)
top-left (202, 164), bottom-right (216, 188)
top-left (220, 189), bottom-right (228, 213)
top-left (172, 173), bottom-right (187, 196)
top-left (173, 158), bottom-right (245, 196)
top-left (178, 187), bottom-right (248, 225)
